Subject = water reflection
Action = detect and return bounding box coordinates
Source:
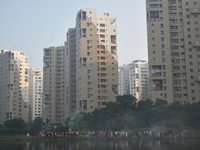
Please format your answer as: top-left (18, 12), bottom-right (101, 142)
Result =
top-left (0, 139), bottom-right (200, 150)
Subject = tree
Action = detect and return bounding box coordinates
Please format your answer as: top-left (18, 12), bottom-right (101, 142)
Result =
top-left (154, 99), bottom-right (168, 109)
top-left (4, 118), bottom-right (26, 135)
top-left (116, 95), bottom-right (137, 109)
top-left (29, 117), bottom-right (43, 133)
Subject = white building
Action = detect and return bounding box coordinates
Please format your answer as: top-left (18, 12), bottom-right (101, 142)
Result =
top-left (129, 60), bottom-right (149, 101)
top-left (118, 60), bottom-right (149, 101)
top-left (29, 68), bottom-right (43, 122)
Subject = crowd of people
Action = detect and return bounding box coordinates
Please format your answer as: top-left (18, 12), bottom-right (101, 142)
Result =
top-left (28, 129), bottom-right (190, 138)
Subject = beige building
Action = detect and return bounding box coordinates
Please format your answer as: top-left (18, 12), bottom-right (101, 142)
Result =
top-left (0, 50), bottom-right (29, 124)
top-left (29, 68), bottom-right (43, 122)
top-left (146, 0), bottom-right (200, 104)
top-left (66, 28), bottom-right (77, 116)
top-left (43, 8), bottom-right (118, 124)
top-left (73, 8), bottom-right (118, 114)
top-left (43, 46), bottom-right (67, 124)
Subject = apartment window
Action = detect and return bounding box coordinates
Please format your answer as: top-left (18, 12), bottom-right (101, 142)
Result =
top-left (194, 14), bottom-right (198, 18)
top-left (188, 35), bottom-right (191, 38)
top-left (186, 2), bottom-right (189, 5)
top-left (187, 15), bottom-right (190, 18)
top-left (100, 24), bottom-right (105, 27)
top-left (193, 2), bottom-right (197, 5)
top-left (83, 11), bottom-right (86, 20)
top-left (163, 65), bottom-right (166, 70)
top-left (100, 29), bottom-right (105, 32)
top-left (82, 28), bottom-right (86, 37)
top-left (195, 21), bottom-right (198, 24)
top-left (187, 21), bottom-right (190, 25)
top-left (196, 35), bottom-right (199, 38)
top-left (162, 51), bottom-right (165, 56)
top-left (195, 28), bottom-right (199, 31)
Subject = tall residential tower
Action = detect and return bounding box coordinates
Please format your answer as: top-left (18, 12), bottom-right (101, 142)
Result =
top-left (43, 46), bottom-right (67, 124)
top-left (73, 8), bottom-right (118, 114)
top-left (43, 8), bottom-right (118, 124)
top-left (29, 68), bottom-right (43, 122)
top-left (0, 50), bottom-right (29, 124)
top-left (146, 0), bottom-right (200, 103)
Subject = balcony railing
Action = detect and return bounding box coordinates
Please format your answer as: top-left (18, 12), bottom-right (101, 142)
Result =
top-left (193, 41), bottom-right (200, 47)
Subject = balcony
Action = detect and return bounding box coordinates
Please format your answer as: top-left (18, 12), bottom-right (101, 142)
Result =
top-left (195, 76), bottom-right (200, 82)
top-left (190, 8), bottom-right (200, 14)
top-left (152, 80), bottom-right (162, 91)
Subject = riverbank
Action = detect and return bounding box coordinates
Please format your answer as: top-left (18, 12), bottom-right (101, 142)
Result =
top-left (1, 135), bottom-right (200, 142)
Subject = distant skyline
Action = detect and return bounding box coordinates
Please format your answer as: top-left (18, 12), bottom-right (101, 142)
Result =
top-left (0, 0), bottom-right (148, 69)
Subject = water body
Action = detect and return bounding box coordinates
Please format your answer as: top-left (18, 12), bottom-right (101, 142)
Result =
top-left (0, 139), bottom-right (200, 150)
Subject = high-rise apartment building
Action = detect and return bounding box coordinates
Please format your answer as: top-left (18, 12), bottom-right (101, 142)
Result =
top-left (29, 68), bottom-right (43, 122)
top-left (43, 8), bottom-right (118, 124)
top-left (66, 28), bottom-right (77, 116)
top-left (118, 61), bottom-right (149, 101)
top-left (43, 46), bottom-right (67, 124)
top-left (146, 0), bottom-right (200, 103)
top-left (118, 64), bottom-right (131, 95)
top-left (0, 50), bottom-right (29, 124)
top-left (73, 8), bottom-right (118, 114)
top-left (129, 60), bottom-right (149, 101)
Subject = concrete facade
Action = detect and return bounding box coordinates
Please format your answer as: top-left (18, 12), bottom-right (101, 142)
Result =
top-left (43, 8), bottom-right (118, 124)
top-left (129, 60), bottom-right (149, 101)
top-left (74, 9), bottom-right (118, 114)
top-left (43, 46), bottom-right (67, 124)
top-left (0, 50), bottom-right (29, 124)
top-left (146, 0), bottom-right (200, 103)
top-left (118, 61), bottom-right (149, 101)
top-left (118, 64), bottom-right (131, 96)
top-left (29, 68), bottom-right (43, 122)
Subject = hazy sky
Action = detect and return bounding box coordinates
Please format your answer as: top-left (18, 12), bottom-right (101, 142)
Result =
top-left (0, 0), bottom-right (148, 69)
